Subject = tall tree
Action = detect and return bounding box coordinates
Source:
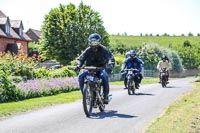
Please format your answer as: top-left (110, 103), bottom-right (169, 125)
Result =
top-left (41, 2), bottom-right (109, 65)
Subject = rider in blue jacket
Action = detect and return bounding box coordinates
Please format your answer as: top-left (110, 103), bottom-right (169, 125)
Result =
top-left (121, 50), bottom-right (143, 89)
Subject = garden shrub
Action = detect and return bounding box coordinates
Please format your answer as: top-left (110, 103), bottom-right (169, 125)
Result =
top-left (33, 67), bottom-right (50, 78)
top-left (0, 52), bottom-right (39, 79)
top-left (0, 68), bottom-right (23, 102)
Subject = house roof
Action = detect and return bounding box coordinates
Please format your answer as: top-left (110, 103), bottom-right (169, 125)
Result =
top-left (10, 20), bottom-right (24, 29)
top-left (0, 28), bottom-right (6, 37)
top-left (28, 28), bottom-right (42, 37)
top-left (0, 10), bottom-right (6, 17)
top-left (21, 33), bottom-right (32, 41)
top-left (0, 10), bottom-right (31, 41)
top-left (0, 17), bottom-right (7, 25)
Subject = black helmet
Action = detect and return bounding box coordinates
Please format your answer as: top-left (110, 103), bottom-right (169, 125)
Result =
top-left (88, 33), bottom-right (101, 47)
top-left (161, 55), bottom-right (167, 60)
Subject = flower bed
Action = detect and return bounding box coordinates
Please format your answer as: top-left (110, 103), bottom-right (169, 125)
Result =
top-left (14, 77), bottom-right (79, 99)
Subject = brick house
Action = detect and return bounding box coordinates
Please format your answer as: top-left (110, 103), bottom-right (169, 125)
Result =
top-left (26, 28), bottom-right (42, 43)
top-left (0, 10), bottom-right (31, 55)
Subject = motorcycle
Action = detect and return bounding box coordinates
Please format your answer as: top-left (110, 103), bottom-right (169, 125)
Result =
top-left (124, 68), bottom-right (139, 95)
top-left (81, 66), bottom-right (111, 117)
top-left (160, 68), bottom-right (167, 88)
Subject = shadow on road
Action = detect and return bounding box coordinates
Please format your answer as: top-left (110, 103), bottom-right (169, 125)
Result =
top-left (165, 86), bottom-right (176, 88)
top-left (134, 93), bottom-right (154, 96)
top-left (90, 110), bottom-right (137, 119)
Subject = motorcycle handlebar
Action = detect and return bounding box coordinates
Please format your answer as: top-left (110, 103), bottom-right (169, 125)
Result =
top-left (124, 68), bottom-right (139, 71)
top-left (81, 66), bottom-right (105, 71)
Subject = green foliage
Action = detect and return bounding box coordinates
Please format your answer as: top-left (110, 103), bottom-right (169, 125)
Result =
top-left (0, 52), bottom-right (39, 79)
top-left (137, 43), bottom-right (184, 72)
top-left (173, 41), bottom-right (200, 69)
top-left (48, 66), bottom-right (76, 78)
top-left (33, 66), bottom-right (76, 79)
top-left (0, 68), bottom-right (21, 102)
top-left (41, 2), bottom-right (109, 65)
top-left (110, 36), bottom-right (200, 70)
top-left (33, 67), bottom-right (49, 78)
top-left (109, 36), bottom-right (200, 49)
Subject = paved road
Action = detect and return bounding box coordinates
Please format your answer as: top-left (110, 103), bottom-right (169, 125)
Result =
top-left (0, 78), bottom-right (197, 133)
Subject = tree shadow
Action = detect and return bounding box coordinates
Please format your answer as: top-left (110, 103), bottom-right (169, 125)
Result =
top-left (89, 110), bottom-right (137, 119)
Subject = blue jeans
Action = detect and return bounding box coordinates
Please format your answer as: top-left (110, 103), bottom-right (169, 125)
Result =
top-left (78, 69), bottom-right (109, 96)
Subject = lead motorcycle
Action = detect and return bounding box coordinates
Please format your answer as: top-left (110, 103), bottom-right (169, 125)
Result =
top-left (81, 66), bottom-right (111, 117)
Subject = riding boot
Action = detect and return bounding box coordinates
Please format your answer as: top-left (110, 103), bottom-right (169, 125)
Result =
top-left (103, 95), bottom-right (109, 104)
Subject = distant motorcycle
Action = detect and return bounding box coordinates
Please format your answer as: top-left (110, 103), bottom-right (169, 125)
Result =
top-left (160, 68), bottom-right (167, 88)
top-left (124, 68), bottom-right (139, 95)
top-left (81, 66), bottom-right (111, 117)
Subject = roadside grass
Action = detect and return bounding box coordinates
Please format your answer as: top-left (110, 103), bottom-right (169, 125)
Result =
top-left (0, 90), bottom-right (82, 118)
top-left (145, 81), bottom-right (200, 133)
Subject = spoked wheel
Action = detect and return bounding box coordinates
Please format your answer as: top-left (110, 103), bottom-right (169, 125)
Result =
top-left (98, 87), bottom-right (105, 112)
top-left (83, 83), bottom-right (93, 117)
top-left (161, 76), bottom-right (167, 88)
top-left (127, 79), bottom-right (135, 95)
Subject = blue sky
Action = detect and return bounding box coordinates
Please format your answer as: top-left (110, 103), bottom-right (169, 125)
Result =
top-left (0, 0), bottom-right (200, 36)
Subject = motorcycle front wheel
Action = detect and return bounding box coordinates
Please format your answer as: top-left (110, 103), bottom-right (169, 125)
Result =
top-left (83, 83), bottom-right (94, 117)
top-left (161, 76), bottom-right (167, 88)
top-left (127, 79), bottom-right (135, 95)
top-left (98, 86), bottom-right (105, 112)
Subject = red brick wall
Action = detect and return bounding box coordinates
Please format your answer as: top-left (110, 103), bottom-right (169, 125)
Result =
top-left (0, 37), bottom-right (28, 55)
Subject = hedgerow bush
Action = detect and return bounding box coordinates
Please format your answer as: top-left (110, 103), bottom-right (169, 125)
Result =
top-left (137, 43), bottom-right (184, 72)
top-left (0, 52), bottom-right (39, 79)
top-left (111, 42), bottom-right (184, 73)
top-left (0, 66), bottom-right (23, 102)
top-left (173, 40), bottom-right (200, 69)
top-left (112, 54), bottom-right (125, 73)
top-left (33, 66), bottom-right (76, 79)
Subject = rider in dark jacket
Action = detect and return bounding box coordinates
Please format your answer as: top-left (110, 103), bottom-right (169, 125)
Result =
top-left (75, 33), bottom-right (115, 104)
top-left (121, 50), bottom-right (143, 89)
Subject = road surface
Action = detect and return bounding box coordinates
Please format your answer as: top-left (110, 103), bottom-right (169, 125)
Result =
top-left (0, 78), bottom-right (197, 133)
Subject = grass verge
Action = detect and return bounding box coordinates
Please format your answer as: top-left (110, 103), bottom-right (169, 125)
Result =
top-left (145, 81), bottom-right (200, 133)
top-left (0, 90), bottom-right (82, 118)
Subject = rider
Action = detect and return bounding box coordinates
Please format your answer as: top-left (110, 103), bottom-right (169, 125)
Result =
top-left (121, 50), bottom-right (143, 89)
top-left (74, 33), bottom-right (115, 104)
top-left (121, 51), bottom-right (131, 89)
top-left (125, 51), bottom-right (131, 58)
top-left (157, 55), bottom-right (170, 83)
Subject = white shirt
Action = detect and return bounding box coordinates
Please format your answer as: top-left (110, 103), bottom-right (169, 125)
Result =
top-left (157, 60), bottom-right (170, 71)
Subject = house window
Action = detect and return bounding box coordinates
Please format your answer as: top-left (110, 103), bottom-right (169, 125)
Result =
top-left (19, 27), bottom-right (22, 36)
top-left (5, 22), bottom-right (10, 34)
top-left (17, 43), bottom-right (21, 49)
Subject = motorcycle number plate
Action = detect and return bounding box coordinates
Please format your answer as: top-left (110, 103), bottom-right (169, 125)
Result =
top-left (161, 73), bottom-right (166, 76)
top-left (87, 75), bottom-right (94, 81)
top-left (128, 71), bottom-right (133, 74)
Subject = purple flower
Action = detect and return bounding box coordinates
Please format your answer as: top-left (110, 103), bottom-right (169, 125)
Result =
top-left (14, 77), bottom-right (79, 94)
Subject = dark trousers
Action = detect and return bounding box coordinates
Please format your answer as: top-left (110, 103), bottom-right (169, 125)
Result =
top-left (122, 72), bottom-right (143, 87)
top-left (78, 69), bottom-right (109, 96)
